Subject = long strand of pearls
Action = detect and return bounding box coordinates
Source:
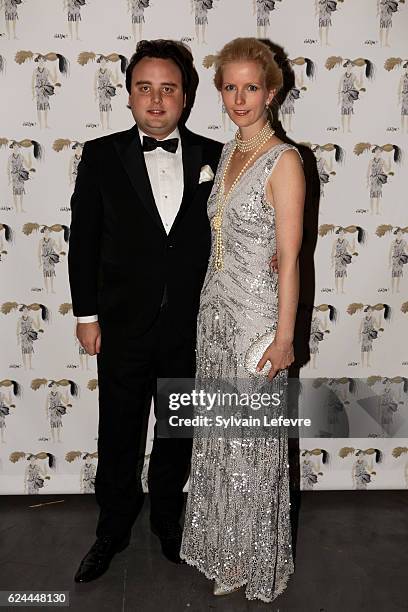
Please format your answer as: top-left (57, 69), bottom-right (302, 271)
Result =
top-left (213, 122), bottom-right (275, 270)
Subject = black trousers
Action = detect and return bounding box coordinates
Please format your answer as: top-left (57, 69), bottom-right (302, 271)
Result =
top-left (95, 305), bottom-right (195, 540)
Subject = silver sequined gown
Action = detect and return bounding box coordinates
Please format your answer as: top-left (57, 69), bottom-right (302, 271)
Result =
top-left (180, 141), bottom-right (302, 603)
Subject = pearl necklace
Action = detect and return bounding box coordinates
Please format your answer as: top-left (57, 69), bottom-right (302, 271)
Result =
top-left (235, 121), bottom-right (274, 153)
top-left (212, 123), bottom-right (275, 270)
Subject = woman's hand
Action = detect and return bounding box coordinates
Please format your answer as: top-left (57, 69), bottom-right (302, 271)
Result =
top-left (256, 339), bottom-right (294, 380)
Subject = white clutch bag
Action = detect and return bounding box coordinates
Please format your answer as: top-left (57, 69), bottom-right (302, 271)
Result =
top-left (244, 330), bottom-right (275, 377)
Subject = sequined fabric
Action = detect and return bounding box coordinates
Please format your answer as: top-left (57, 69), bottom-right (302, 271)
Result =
top-left (180, 141), bottom-right (302, 602)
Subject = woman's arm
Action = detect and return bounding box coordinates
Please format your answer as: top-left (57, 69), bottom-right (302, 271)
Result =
top-left (269, 149), bottom-right (305, 346)
top-left (257, 148), bottom-right (305, 378)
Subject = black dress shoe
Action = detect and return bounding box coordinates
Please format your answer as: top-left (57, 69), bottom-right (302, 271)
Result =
top-left (150, 520), bottom-right (185, 564)
top-left (74, 534), bottom-right (130, 583)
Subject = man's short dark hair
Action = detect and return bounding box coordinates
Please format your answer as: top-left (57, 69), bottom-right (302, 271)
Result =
top-left (125, 39), bottom-right (199, 125)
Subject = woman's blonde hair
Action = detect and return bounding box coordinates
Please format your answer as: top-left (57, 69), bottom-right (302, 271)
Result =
top-left (204, 38), bottom-right (283, 97)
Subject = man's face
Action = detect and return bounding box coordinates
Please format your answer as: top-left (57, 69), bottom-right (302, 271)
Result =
top-left (128, 57), bottom-right (186, 139)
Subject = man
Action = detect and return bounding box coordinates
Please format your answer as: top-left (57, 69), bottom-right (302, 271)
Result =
top-left (68, 39), bottom-right (278, 583)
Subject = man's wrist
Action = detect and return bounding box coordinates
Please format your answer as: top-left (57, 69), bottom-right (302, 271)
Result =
top-left (77, 315), bottom-right (98, 323)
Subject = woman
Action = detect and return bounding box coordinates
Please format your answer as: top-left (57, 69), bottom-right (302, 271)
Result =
top-left (17, 305), bottom-right (41, 370)
top-left (8, 142), bottom-right (31, 213)
top-left (180, 38), bottom-right (305, 602)
top-left (338, 60), bottom-right (361, 132)
top-left (39, 227), bottom-right (61, 294)
top-left (390, 227), bottom-right (408, 293)
top-left (46, 381), bottom-right (68, 443)
top-left (367, 147), bottom-right (390, 214)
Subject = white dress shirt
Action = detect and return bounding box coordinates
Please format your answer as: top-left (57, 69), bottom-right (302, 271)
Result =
top-left (77, 126), bottom-right (184, 324)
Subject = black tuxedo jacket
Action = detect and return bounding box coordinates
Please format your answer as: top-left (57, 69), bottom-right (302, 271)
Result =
top-left (68, 124), bottom-right (223, 338)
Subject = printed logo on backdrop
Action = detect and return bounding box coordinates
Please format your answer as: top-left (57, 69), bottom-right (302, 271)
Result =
top-left (315, 0), bottom-right (345, 46)
top-left (9, 451), bottom-right (56, 494)
top-left (59, 303), bottom-right (94, 370)
top-left (354, 142), bottom-right (402, 214)
top-left (392, 446), bottom-right (408, 488)
top-left (300, 448), bottom-right (329, 490)
top-left (31, 378), bottom-right (79, 443)
top-left (0, 138), bottom-right (44, 213)
top-left (325, 56), bottom-right (375, 132)
top-left (304, 304), bottom-right (338, 369)
top-left (254, 0), bottom-right (284, 38)
top-left (318, 224), bottom-right (366, 293)
top-left (279, 56), bottom-right (316, 133)
top-left (77, 52), bottom-right (128, 130)
top-left (347, 302), bottom-right (392, 368)
top-left (0, 223), bottom-right (13, 262)
top-left (375, 225), bottom-right (408, 293)
top-left (1, 301), bottom-right (51, 370)
top-left (0, 379), bottom-right (21, 444)
top-left (22, 223), bottom-right (70, 294)
top-left (339, 446), bottom-right (383, 490)
top-left (384, 57), bottom-right (408, 132)
top-left (377, 0), bottom-right (406, 47)
top-left (66, 451), bottom-right (97, 492)
top-left (53, 139), bottom-right (84, 189)
top-left (14, 51), bottom-right (70, 129)
top-left (300, 142), bottom-right (344, 198)
top-left (2, 0), bottom-right (27, 40)
top-left (192, 0), bottom-right (220, 45)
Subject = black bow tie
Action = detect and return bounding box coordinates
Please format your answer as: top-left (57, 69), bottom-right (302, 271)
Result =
top-left (142, 135), bottom-right (179, 154)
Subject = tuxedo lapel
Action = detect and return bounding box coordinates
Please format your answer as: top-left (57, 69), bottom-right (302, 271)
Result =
top-left (169, 128), bottom-right (203, 236)
top-left (113, 124), bottom-right (166, 233)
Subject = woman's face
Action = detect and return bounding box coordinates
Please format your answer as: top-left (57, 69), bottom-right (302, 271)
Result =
top-left (220, 61), bottom-right (274, 130)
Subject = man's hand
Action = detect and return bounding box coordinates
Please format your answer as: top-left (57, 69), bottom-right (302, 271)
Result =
top-left (270, 252), bottom-right (278, 273)
top-left (76, 322), bottom-right (101, 356)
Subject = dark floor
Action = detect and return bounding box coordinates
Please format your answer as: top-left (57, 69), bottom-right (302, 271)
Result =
top-left (0, 492), bottom-right (407, 612)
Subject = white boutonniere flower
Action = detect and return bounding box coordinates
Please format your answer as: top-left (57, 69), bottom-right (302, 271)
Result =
top-left (199, 164), bottom-right (214, 184)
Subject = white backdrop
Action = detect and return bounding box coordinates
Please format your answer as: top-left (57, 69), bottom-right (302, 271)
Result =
top-left (1, 0), bottom-right (408, 494)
